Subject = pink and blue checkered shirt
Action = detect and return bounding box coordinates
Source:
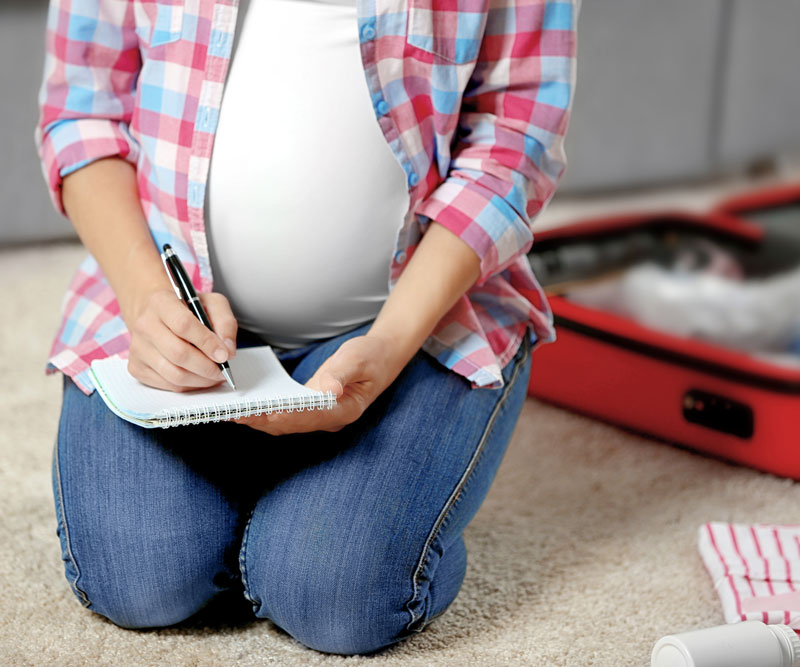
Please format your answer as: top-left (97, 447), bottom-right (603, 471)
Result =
top-left (35, 0), bottom-right (577, 395)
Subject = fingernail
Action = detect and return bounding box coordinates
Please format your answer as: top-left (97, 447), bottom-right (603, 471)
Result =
top-left (213, 347), bottom-right (228, 363)
top-left (225, 338), bottom-right (236, 356)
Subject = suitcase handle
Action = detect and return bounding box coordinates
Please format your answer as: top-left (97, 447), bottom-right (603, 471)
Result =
top-left (682, 389), bottom-right (754, 439)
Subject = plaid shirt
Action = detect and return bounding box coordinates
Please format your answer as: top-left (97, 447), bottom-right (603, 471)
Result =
top-left (35, 0), bottom-right (577, 396)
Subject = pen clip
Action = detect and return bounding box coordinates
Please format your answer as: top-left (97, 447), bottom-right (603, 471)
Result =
top-left (160, 250), bottom-right (184, 302)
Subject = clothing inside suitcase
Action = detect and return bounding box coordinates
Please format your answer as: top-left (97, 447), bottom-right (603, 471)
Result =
top-left (529, 215), bottom-right (800, 365)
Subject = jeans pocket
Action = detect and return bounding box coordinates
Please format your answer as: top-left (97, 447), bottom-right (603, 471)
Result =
top-left (406, 0), bottom-right (489, 64)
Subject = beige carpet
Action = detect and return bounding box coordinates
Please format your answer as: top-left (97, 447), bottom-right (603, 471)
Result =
top-left (2, 242), bottom-right (799, 666)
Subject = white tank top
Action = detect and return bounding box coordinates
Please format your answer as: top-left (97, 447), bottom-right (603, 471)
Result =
top-left (206, 0), bottom-right (410, 348)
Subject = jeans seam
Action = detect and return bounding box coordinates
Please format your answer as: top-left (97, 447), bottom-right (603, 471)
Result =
top-left (404, 334), bottom-right (531, 632)
top-left (238, 503), bottom-right (259, 613)
top-left (53, 437), bottom-right (91, 608)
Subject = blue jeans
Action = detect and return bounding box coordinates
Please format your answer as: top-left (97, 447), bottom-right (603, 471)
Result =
top-left (52, 322), bottom-right (533, 655)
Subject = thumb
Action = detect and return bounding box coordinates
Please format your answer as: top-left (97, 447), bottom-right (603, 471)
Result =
top-left (306, 360), bottom-right (346, 397)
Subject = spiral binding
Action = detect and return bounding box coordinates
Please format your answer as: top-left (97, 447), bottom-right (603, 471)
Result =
top-left (159, 390), bottom-right (336, 427)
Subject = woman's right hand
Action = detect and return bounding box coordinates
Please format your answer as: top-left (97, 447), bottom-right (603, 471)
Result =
top-left (58, 159), bottom-right (238, 392)
top-left (126, 289), bottom-right (238, 392)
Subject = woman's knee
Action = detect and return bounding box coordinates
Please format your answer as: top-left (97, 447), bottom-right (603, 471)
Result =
top-left (243, 535), bottom-right (467, 655)
top-left (55, 506), bottom-right (234, 629)
top-left (71, 554), bottom-right (223, 629)
top-left (53, 452), bottom-right (232, 629)
top-left (53, 498), bottom-right (233, 629)
top-left (53, 378), bottom-right (242, 629)
top-left (250, 565), bottom-right (410, 654)
top-left (84, 585), bottom-right (206, 630)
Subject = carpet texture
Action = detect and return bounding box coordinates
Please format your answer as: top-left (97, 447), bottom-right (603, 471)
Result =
top-left (2, 242), bottom-right (798, 666)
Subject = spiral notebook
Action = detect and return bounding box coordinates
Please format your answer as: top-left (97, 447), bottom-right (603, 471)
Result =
top-left (89, 346), bottom-right (336, 428)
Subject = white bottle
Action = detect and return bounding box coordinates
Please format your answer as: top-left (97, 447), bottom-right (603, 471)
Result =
top-left (651, 621), bottom-right (800, 667)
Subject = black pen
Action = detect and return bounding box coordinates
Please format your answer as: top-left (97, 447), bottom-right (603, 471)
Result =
top-left (160, 244), bottom-right (237, 390)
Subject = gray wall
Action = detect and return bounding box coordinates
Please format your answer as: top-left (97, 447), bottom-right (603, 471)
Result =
top-left (2, 0), bottom-right (800, 244)
top-left (718, 2), bottom-right (800, 166)
top-left (560, 0), bottom-right (800, 192)
top-left (1, 0), bottom-right (76, 244)
top-left (559, 1), bottom-right (724, 191)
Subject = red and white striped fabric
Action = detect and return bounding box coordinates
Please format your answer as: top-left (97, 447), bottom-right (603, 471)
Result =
top-left (699, 522), bottom-right (800, 630)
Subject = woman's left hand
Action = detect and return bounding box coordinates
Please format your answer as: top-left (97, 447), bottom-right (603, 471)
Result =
top-left (231, 334), bottom-right (407, 435)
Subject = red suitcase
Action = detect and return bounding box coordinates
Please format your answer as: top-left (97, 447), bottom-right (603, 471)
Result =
top-left (523, 209), bottom-right (800, 479)
top-left (716, 182), bottom-right (800, 241)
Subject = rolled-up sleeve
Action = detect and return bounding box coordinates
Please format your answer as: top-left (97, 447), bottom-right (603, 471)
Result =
top-left (34, 0), bottom-right (141, 217)
top-left (415, 0), bottom-right (578, 287)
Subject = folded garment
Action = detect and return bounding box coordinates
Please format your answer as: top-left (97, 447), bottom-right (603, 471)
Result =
top-left (699, 522), bottom-right (800, 629)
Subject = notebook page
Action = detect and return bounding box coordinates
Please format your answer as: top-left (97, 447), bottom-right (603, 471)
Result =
top-left (90, 346), bottom-right (324, 420)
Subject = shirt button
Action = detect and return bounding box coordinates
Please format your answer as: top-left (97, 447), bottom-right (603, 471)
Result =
top-left (394, 250), bottom-right (407, 264)
top-left (408, 172), bottom-right (419, 187)
top-left (376, 100), bottom-right (390, 116)
top-left (361, 24), bottom-right (376, 41)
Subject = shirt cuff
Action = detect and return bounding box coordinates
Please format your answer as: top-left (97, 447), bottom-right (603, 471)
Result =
top-left (35, 118), bottom-right (140, 217)
top-left (414, 175), bottom-right (534, 288)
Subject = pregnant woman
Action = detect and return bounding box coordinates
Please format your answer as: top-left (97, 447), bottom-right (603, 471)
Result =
top-left (35, 0), bottom-right (576, 655)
